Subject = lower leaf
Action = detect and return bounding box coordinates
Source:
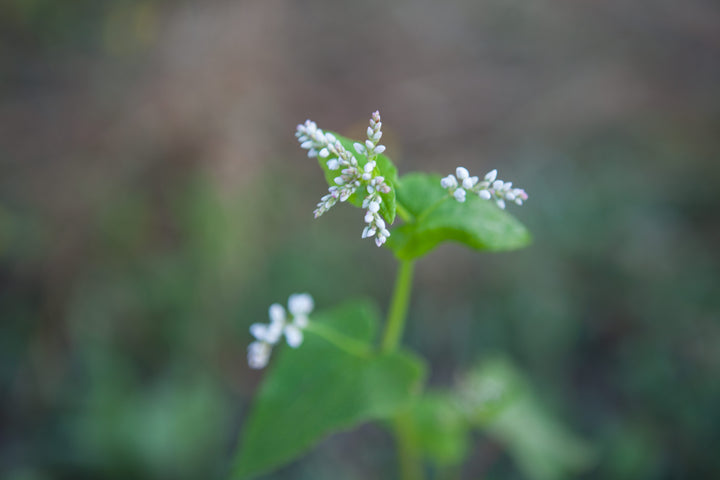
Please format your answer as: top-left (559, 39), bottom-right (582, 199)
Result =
top-left (232, 300), bottom-right (425, 479)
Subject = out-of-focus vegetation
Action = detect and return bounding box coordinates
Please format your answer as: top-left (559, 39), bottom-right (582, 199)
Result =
top-left (1, 0), bottom-right (719, 479)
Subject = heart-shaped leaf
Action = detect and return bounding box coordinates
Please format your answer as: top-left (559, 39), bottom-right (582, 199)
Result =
top-left (232, 300), bottom-right (425, 479)
top-left (388, 173), bottom-right (531, 260)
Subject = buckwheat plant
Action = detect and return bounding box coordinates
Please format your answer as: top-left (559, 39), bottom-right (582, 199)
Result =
top-left (233, 111), bottom-right (592, 480)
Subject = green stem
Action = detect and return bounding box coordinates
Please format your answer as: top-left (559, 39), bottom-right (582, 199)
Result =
top-left (394, 413), bottom-right (424, 480)
top-left (381, 259), bottom-right (423, 480)
top-left (381, 259), bottom-right (415, 352)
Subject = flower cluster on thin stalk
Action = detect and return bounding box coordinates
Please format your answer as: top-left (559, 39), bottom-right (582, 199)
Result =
top-left (247, 293), bottom-right (314, 369)
top-left (441, 167), bottom-right (528, 209)
top-left (295, 111), bottom-right (392, 247)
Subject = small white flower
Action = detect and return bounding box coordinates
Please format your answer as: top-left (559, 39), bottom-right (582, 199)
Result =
top-left (441, 175), bottom-right (458, 189)
top-left (456, 166), bottom-right (470, 180)
top-left (247, 293), bottom-right (315, 369)
top-left (453, 188), bottom-right (467, 202)
top-left (288, 293), bottom-right (314, 317)
top-left (462, 176), bottom-right (479, 189)
top-left (284, 324), bottom-right (303, 348)
top-left (268, 303), bottom-right (285, 324)
top-left (248, 341), bottom-right (271, 369)
top-left (362, 226), bottom-right (376, 238)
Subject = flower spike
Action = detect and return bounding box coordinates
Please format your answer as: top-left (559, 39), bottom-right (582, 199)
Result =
top-left (441, 166), bottom-right (528, 208)
top-left (296, 111), bottom-right (393, 246)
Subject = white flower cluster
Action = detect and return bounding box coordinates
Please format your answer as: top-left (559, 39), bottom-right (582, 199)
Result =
top-left (247, 293), bottom-right (314, 369)
top-left (295, 111), bottom-right (392, 247)
top-left (441, 167), bottom-right (528, 209)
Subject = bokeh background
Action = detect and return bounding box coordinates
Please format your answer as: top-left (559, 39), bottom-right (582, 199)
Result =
top-left (2, 0), bottom-right (719, 479)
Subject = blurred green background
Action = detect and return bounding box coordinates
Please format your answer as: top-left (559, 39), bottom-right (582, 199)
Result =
top-left (1, 0), bottom-right (719, 478)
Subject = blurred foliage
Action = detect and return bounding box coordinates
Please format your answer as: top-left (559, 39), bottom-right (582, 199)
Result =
top-left (2, 0), bottom-right (720, 479)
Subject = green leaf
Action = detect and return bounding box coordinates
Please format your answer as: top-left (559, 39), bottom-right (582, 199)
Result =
top-left (232, 300), bottom-right (425, 479)
top-left (406, 392), bottom-right (470, 466)
top-left (460, 358), bottom-right (595, 480)
top-left (387, 173), bottom-right (531, 260)
top-left (315, 132), bottom-right (398, 225)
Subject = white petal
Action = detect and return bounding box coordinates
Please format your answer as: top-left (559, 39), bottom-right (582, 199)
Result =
top-left (368, 201), bottom-right (380, 213)
top-left (284, 324), bottom-right (303, 348)
top-left (265, 320), bottom-right (284, 344)
top-left (365, 211), bottom-right (374, 223)
top-left (492, 180), bottom-right (504, 190)
top-left (453, 188), bottom-right (467, 202)
top-left (456, 167), bottom-right (469, 180)
top-left (319, 148), bottom-right (329, 158)
top-left (288, 293), bottom-right (314, 316)
top-left (367, 126), bottom-right (374, 138)
top-left (373, 145), bottom-right (386, 154)
top-left (479, 190), bottom-right (492, 200)
top-left (294, 315), bottom-right (309, 329)
top-left (485, 169), bottom-right (498, 182)
top-left (300, 140), bottom-right (313, 149)
top-left (250, 323), bottom-right (269, 341)
top-left (268, 303), bottom-right (286, 324)
top-left (496, 199), bottom-right (506, 209)
top-left (248, 341), bottom-right (271, 369)
top-left (327, 159), bottom-right (340, 170)
top-left (353, 142), bottom-right (366, 154)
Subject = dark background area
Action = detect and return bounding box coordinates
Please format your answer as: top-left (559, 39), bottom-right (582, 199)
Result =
top-left (1, 0), bottom-right (719, 478)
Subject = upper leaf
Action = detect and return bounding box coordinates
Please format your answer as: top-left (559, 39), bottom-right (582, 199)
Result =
top-left (232, 300), bottom-right (425, 479)
top-left (387, 173), bottom-right (531, 260)
top-left (316, 132), bottom-right (398, 225)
